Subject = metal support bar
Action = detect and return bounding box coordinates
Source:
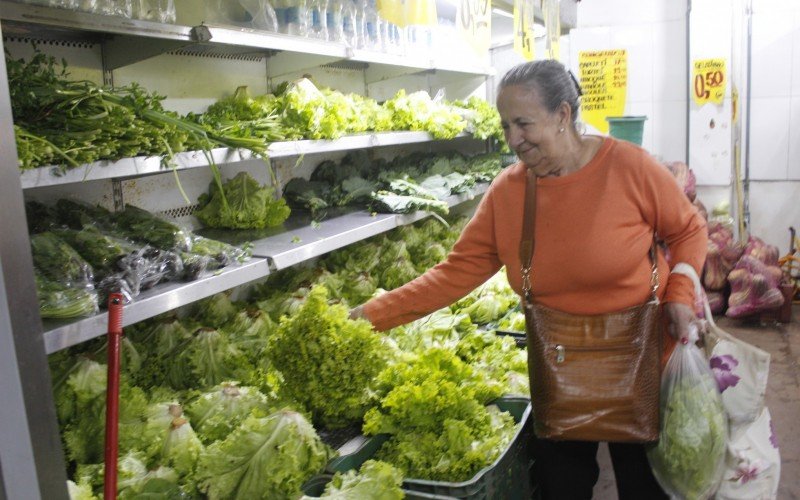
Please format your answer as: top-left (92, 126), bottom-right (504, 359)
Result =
top-left (0, 34), bottom-right (69, 500)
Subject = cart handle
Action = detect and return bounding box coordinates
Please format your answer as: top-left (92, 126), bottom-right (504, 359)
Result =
top-left (104, 293), bottom-right (124, 500)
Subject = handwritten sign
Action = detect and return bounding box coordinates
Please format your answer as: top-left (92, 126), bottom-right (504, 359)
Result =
top-left (457, 0), bottom-right (491, 56)
top-left (513, 0), bottom-right (534, 61)
top-left (578, 50), bottom-right (627, 134)
top-left (692, 58), bottom-right (726, 106)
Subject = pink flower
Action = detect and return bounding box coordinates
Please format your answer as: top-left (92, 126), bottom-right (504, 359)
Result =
top-left (733, 464), bottom-right (761, 484)
top-left (710, 354), bottom-right (741, 392)
top-left (770, 419), bottom-right (779, 449)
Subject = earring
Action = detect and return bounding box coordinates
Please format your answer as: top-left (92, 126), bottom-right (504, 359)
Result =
top-left (559, 127), bottom-right (565, 133)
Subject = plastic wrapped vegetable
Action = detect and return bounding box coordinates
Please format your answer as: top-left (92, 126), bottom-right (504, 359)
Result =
top-left (189, 234), bottom-right (251, 266)
top-left (53, 227), bottom-right (139, 278)
top-left (30, 232), bottom-right (95, 289)
top-left (113, 204), bottom-right (193, 251)
top-left (726, 255), bottom-right (785, 319)
top-left (703, 222), bottom-right (745, 291)
top-left (647, 325), bottom-right (727, 499)
top-left (35, 271), bottom-right (99, 319)
top-left (664, 161), bottom-right (697, 201)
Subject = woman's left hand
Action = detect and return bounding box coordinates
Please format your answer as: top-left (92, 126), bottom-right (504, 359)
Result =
top-left (664, 302), bottom-right (697, 344)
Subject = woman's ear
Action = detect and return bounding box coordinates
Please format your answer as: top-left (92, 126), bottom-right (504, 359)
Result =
top-left (558, 101), bottom-right (572, 129)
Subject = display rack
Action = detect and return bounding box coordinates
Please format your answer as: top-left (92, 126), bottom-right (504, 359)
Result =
top-left (0, 3), bottom-right (493, 495)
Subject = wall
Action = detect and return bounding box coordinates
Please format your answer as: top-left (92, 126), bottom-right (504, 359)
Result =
top-left (569, 0), bottom-right (798, 252)
top-left (746, 0), bottom-right (800, 252)
top-left (570, 0), bottom-right (688, 163)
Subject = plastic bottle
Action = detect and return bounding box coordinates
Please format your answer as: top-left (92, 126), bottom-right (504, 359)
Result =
top-left (283, 0), bottom-right (308, 36)
top-left (309, 0), bottom-right (328, 40)
top-left (363, 0), bottom-right (380, 50)
top-left (353, 0), bottom-right (367, 49)
top-left (326, 0), bottom-right (345, 43)
top-left (341, 0), bottom-right (357, 47)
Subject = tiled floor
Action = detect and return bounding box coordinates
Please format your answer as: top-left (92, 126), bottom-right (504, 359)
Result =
top-left (593, 305), bottom-right (799, 499)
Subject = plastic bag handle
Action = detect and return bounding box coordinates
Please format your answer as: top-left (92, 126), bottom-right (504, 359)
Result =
top-left (671, 262), bottom-right (719, 330)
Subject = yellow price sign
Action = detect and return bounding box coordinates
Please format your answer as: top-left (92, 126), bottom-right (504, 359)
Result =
top-left (692, 58), bottom-right (726, 106)
top-left (457, 0), bottom-right (491, 56)
top-left (578, 50), bottom-right (628, 134)
top-left (513, 0), bottom-right (534, 61)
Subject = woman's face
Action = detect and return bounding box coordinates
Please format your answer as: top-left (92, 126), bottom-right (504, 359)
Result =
top-left (497, 85), bottom-right (568, 176)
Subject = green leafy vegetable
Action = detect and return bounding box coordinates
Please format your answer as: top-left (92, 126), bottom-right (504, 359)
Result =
top-left (195, 172), bottom-right (290, 230)
top-left (301, 460), bottom-right (405, 500)
top-left (196, 410), bottom-right (330, 500)
top-left (269, 285), bottom-right (391, 428)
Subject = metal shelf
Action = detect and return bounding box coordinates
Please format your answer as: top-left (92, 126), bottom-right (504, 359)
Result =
top-left (255, 182), bottom-right (490, 270)
top-left (42, 257), bottom-right (271, 353)
top-left (0, 1), bottom-right (493, 76)
top-left (19, 131), bottom-right (473, 189)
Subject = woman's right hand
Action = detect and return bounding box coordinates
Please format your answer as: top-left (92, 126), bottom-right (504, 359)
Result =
top-left (349, 304), bottom-right (365, 320)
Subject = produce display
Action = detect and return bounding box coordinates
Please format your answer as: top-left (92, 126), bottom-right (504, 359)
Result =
top-left (664, 162), bottom-right (790, 319)
top-left (48, 215), bottom-right (530, 498)
top-left (9, 50), bottom-right (504, 174)
top-left (8, 52), bottom-right (268, 172)
top-left (26, 201), bottom-right (251, 318)
top-left (284, 150), bottom-right (503, 221)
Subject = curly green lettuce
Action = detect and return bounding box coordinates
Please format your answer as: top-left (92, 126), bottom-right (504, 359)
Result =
top-left (268, 285), bottom-right (391, 428)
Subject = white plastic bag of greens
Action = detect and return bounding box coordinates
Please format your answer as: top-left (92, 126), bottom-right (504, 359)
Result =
top-left (647, 323), bottom-right (728, 499)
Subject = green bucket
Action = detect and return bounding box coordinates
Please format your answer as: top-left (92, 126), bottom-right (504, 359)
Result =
top-left (606, 116), bottom-right (647, 146)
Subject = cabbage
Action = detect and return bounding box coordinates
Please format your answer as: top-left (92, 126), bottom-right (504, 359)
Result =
top-left (185, 382), bottom-right (271, 444)
top-left (196, 410), bottom-right (330, 500)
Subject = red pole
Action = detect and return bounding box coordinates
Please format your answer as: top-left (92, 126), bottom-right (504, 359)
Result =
top-left (104, 293), bottom-right (124, 500)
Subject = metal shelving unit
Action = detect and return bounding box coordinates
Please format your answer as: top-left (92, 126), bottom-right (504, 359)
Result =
top-left (40, 182), bottom-right (489, 354)
top-left (0, 3), bottom-right (494, 496)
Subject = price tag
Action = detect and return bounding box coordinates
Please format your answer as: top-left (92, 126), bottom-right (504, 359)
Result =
top-left (578, 50), bottom-right (628, 134)
top-left (513, 0), bottom-right (534, 61)
top-left (692, 58), bottom-right (726, 106)
top-left (457, 0), bottom-right (491, 56)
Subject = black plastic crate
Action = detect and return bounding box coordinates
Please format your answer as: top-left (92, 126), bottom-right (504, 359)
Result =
top-left (326, 396), bottom-right (536, 499)
top-left (494, 329), bottom-right (527, 348)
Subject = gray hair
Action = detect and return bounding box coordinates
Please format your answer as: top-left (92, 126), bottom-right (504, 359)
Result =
top-left (498, 60), bottom-right (581, 124)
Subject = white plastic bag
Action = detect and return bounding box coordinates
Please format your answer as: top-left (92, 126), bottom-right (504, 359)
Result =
top-left (672, 263), bottom-right (780, 499)
top-left (647, 323), bottom-right (728, 500)
top-left (672, 263), bottom-right (771, 427)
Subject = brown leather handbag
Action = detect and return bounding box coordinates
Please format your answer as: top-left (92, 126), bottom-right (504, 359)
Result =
top-left (520, 168), bottom-right (662, 443)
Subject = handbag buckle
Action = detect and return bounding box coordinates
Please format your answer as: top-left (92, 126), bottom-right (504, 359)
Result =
top-left (555, 344), bottom-right (565, 363)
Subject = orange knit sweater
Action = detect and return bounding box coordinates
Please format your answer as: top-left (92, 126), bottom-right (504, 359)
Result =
top-left (363, 137), bottom-right (708, 332)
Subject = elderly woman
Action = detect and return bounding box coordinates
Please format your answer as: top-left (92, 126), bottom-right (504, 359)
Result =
top-left (352, 59), bottom-right (707, 499)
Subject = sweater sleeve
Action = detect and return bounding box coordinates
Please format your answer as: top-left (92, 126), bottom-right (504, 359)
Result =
top-left (362, 186), bottom-right (504, 331)
top-left (638, 154), bottom-right (708, 307)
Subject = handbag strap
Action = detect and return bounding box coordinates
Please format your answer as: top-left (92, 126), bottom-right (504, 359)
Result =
top-left (518, 168), bottom-right (660, 303)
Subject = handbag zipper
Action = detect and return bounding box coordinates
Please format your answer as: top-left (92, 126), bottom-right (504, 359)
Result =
top-left (549, 341), bottom-right (635, 363)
